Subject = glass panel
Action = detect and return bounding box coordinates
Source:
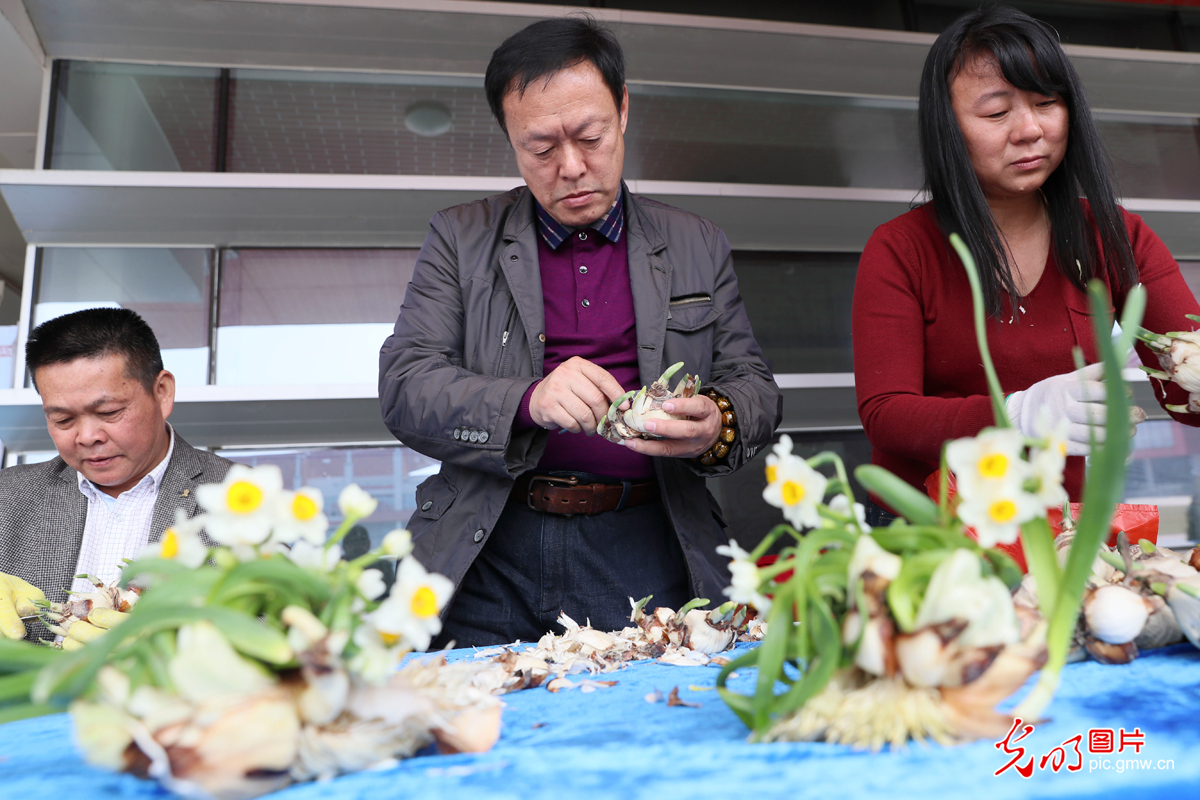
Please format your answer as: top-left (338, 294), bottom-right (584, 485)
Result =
top-left (228, 71), bottom-right (513, 175)
top-left (734, 252), bottom-right (857, 373)
top-left (1097, 113), bottom-right (1200, 201)
top-left (34, 248), bottom-right (213, 386)
top-left (217, 445), bottom-right (439, 547)
top-left (1123, 419), bottom-right (1200, 543)
top-left (626, 86), bottom-right (922, 188)
top-left (49, 62), bottom-right (219, 171)
top-left (215, 249), bottom-right (414, 386)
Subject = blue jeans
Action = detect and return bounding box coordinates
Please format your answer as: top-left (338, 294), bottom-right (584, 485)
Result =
top-left (864, 500), bottom-right (899, 529)
top-left (435, 480), bottom-right (691, 648)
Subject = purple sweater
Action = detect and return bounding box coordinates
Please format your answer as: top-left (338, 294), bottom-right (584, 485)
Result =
top-left (514, 195), bottom-right (655, 480)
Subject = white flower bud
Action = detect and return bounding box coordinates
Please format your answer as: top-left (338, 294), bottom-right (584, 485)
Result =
top-left (382, 528), bottom-right (413, 558)
top-left (338, 484), bottom-right (378, 520)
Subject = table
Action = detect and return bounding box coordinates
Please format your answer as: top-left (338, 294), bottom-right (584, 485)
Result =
top-left (2, 643), bottom-right (1197, 799)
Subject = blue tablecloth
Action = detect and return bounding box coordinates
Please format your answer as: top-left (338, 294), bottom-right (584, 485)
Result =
top-left (2, 643), bottom-right (1197, 799)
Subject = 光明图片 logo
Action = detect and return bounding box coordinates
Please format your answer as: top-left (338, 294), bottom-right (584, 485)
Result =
top-left (995, 718), bottom-right (1174, 776)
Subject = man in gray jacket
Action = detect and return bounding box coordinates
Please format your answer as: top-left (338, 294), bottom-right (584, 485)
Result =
top-left (379, 17), bottom-right (781, 646)
top-left (0, 308), bottom-right (230, 641)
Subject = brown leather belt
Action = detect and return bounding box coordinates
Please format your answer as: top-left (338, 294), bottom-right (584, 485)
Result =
top-left (511, 473), bottom-right (659, 516)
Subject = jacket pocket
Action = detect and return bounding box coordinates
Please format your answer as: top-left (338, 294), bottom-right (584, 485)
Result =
top-left (665, 301), bottom-right (719, 332)
top-left (414, 471), bottom-right (459, 521)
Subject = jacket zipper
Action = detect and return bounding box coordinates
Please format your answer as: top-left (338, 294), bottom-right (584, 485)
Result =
top-left (492, 306), bottom-right (518, 377)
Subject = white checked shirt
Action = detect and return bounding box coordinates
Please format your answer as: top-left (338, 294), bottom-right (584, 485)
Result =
top-left (70, 427), bottom-right (176, 596)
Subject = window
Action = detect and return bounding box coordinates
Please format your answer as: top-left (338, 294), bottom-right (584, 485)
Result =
top-left (34, 248), bottom-right (213, 386)
top-left (735, 252), bottom-right (859, 373)
top-left (49, 62), bottom-right (219, 171)
top-left (216, 249), bottom-right (414, 385)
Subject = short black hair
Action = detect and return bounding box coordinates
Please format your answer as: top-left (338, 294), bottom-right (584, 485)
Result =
top-left (485, 15), bottom-right (625, 135)
top-left (918, 6), bottom-right (1136, 317)
top-left (26, 307), bottom-right (165, 393)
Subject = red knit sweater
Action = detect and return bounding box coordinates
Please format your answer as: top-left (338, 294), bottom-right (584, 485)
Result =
top-left (852, 203), bottom-right (1200, 504)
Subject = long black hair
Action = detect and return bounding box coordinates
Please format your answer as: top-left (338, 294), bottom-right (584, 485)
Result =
top-left (919, 6), bottom-right (1137, 317)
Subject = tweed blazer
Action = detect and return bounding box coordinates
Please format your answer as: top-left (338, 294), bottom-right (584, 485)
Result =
top-left (0, 434), bottom-right (231, 637)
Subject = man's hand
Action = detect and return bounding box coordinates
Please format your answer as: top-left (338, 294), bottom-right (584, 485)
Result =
top-left (0, 572), bottom-right (46, 640)
top-left (529, 357), bottom-right (627, 434)
top-left (620, 395), bottom-right (722, 458)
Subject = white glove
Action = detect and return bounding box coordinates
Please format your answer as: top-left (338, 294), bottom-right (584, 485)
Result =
top-left (1005, 363), bottom-right (1109, 456)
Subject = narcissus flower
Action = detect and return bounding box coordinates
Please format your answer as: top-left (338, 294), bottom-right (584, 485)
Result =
top-left (1028, 423), bottom-right (1069, 509)
top-left (273, 487), bottom-right (328, 545)
top-left (367, 556), bottom-right (453, 652)
top-left (381, 529), bottom-right (413, 558)
top-left (140, 509), bottom-right (208, 568)
top-left (956, 485), bottom-right (1041, 548)
top-left (762, 435), bottom-right (827, 530)
top-left (829, 494), bottom-right (871, 532)
top-left (716, 539), bottom-right (771, 614)
top-left (946, 428), bottom-right (1029, 500)
top-left (195, 464), bottom-right (284, 546)
top-left (338, 484), bottom-right (378, 521)
top-left (285, 539), bottom-right (342, 572)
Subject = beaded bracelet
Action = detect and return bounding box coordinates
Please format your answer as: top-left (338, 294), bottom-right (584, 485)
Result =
top-left (697, 388), bottom-right (737, 466)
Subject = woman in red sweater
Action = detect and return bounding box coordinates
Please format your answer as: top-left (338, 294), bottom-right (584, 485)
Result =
top-left (852, 7), bottom-right (1200, 523)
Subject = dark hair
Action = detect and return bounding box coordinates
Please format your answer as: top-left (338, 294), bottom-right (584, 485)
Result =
top-left (485, 15), bottom-right (626, 135)
top-left (26, 307), bottom-right (164, 392)
top-left (918, 6), bottom-right (1137, 317)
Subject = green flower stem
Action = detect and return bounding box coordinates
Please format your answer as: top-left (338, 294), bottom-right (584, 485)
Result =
top-left (756, 559), bottom-right (800, 583)
top-left (324, 513), bottom-right (364, 552)
top-left (807, 452), bottom-right (856, 506)
top-left (747, 524), bottom-right (802, 563)
top-left (1019, 517), bottom-right (1061, 622)
top-left (949, 233), bottom-right (1011, 428)
top-left (1014, 282), bottom-right (1146, 721)
top-left (937, 450), bottom-right (951, 527)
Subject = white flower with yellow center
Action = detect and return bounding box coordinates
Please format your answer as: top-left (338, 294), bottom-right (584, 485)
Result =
top-left (716, 539), bottom-right (771, 614)
top-left (273, 487), bottom-right (329, 545)
top-left (945, 427), bottom-right (1029, 500)
top-left (366, 556), bottom-right (453, 652)
top-left (956, 484), bottom-right (1041, 548)
top-left (195, 464), bottom-right (283, 546)
top-left (762, 436), bottom-right (827, 530)
top-left (139, 509), bottom-right (208, 568)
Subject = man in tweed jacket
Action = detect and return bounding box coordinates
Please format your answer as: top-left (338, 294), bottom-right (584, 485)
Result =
top-left (0, 309), bottom-right (230, 640)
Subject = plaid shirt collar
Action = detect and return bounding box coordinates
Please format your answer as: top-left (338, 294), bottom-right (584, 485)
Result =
top-left (534, 188), bottom-right (625, 250)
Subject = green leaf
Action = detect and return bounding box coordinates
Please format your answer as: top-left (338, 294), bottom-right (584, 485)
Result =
top-left (209, 555), bottom-right (332, 608)
top-left (854, 465), bottom-right (939, 525)
top-left (0, 702), bottom-right (60, 724)
top-left (715, 648), bottom-right (760, 728)
top-left (1019, 516), bottom-right (1060, 620)
top-left (0, 637), bottom-right (60, 673)
top-left (772, 577), bottom-right (842, 718)
top-left (981, 547), bottom-right (1024, 590)
top-left (753, 583), bottom-right (794, 731)
top-left (886, 549), bottom-right (949, 633)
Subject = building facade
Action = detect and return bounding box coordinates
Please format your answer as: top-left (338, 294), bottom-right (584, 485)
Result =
top-left (1, 0), bottom-right (1199, 542)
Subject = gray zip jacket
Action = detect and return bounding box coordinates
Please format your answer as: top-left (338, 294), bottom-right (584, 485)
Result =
top-left (379, 185), bottom-right (782, 604)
